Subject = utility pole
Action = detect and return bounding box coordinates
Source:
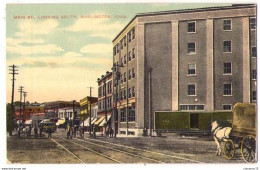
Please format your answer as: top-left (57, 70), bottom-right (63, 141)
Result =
top-left (9, 65), bottom-right (18, 136)
top-left (23, 91), bottom-right (27, 122)
top-left (18, 86), bottom-right (24, 123)
top-left (72, 100), bottom-right (75, 127)
top-left (87, 87), bottom-right (93, 136)
top-left (148, 67), bottom-right (153, 137)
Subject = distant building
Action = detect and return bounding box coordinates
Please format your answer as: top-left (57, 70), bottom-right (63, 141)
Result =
top-left (79, 96), bottom-right (98, 121)
top-left (112, 4), bottom-right (256, 136)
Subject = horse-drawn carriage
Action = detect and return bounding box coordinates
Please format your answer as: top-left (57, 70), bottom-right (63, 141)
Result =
top-left (223, 103), bottom-right (256, 162)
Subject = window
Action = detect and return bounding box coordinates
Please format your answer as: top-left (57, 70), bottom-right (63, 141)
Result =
top-left (132, 28), bottom-right (135, 39)
top-left (179, 105), bottom-right (204, 111)
top-left (187, 43), bottom-right (196, 54)
top-left (224, 62), bottom-right (232, 74)
top-left (124, 72), bottom-right (126, 82)
top-left (223, 19), bottom-right (232, 31)
top-left (124, 36), bottom-right (126, 46)
top-left (98, 87), bottom-right (101, 97)
top-left (223, 83), bottom-right (232, 96)
top-left (113, 46), bottom-right (116, 56)
top-left (250, 17), bottom-right (256, 30)
top-left (120, 91), bottom-right (123, 100)
top-left (102, 85), bottom-right (105, 96)
top-left (223, 41), bottom-right (232, 53)
top-left (120, 57), bottom-right (123, 66)
top-left (188, 84), bottom-right (196, 95)
top-left (132, 48), bottom-right (135, 59)
top-left (252, 47), bottom-right (257, 58)
top-left (120, 40), bottom-right (123, 50)
top-left (188, 64), bottom-right (196, 75)
top-left (132, 86), bottom-right (135, 97)
top-left (128, 88), bottom-right (131, 98)
top-left (128, 51), bottom-right (131, 61)
top-left (128, 70), bottom-right (131, 80)
top-left (116, 43), bottom-right (119, 53)
top-left (120, 109), bottom-right (126, 122)
top-left (252, 70), bottom-right (257, 80)
top-left (124, 55), bottom-right (126, 65)
top-left (128, 32), bottom-right (131, 43)
top-left (108, 81), bottom-right (112, 94)
top-left (128, 106), bottom-right (135, 122)
top-left (120, 74), bottom-right (123, 84)
top-left (132, 68), bottom-right (135, 78)
top-left (188, 21), bottom-right (196, 33)
top-left (223, 104), bottom-right (232, 110)
top-left (252, 91), bottom-right (256, 101)
top-left (123, 90), bottom-right (126, 100)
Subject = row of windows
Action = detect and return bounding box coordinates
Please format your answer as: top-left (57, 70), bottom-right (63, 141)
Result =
top-left (120, 106), bottom-right (135, 122)
top-left (119, 48), bottom-right (136, 66)
top-left (180, 104), bottom-right (232, 111)
top-left (98, 97), bottom-right (112, 110)
top-left (113, 27), bottom-right (135, 56)
top-left (187, 83), bottom-right (232, 96)
top-left (187, 17), bottom-right (256, 33)
top-left (120, 68), bottom-right (135, 84)
top-left (187, 41), bottom-right (257, 57)
top-left (119, 87), bottom-right (135, 100)
top-left (98, 81), bottom-right (112, 97)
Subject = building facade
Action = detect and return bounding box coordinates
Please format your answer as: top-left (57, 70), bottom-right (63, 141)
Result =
top-left (45, 101), bottom-right (79, 119)
top-left (112, 4), bottom-right (257, 136)
top-left (79, 96), bottom-right (98, 121)
top-left (97, 71), bottom-right (113, 126)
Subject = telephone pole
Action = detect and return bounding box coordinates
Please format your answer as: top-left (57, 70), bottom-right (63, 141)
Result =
top-left (23, 91), bottom-right (27, 122)
top-left (18, 86), bottom-right (24, 122)
top-left (9, 65), bottom-right (18, 136)
top-left (87, 87), bottom-right (93, 136)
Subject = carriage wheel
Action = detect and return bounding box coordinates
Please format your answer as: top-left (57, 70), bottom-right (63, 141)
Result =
top-left (224, 140), bottom-right (235, 160)
top-left (241, 135), bottom-right (256, 163)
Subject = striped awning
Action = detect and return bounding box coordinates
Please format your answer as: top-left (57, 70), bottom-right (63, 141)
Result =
top-left (94, 116), bottom-right (105, 125)
top-left (99, 115), bottom-right (111, 126)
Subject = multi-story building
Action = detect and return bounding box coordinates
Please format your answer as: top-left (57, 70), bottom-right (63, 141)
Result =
top-left (45, 101), bottom-right (79, 119)
top-left (97, 71), bottom-right (113, 127)
top-left (79, 96), bottom-right (98, 121)
top-left (112, 4), bottom-right (256, 136)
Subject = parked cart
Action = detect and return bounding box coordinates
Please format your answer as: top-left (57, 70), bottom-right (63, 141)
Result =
top-left (223, 103), bottom-right (256, 162)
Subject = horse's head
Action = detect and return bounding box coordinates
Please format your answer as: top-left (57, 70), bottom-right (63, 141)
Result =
top-left (211, 121), bottom-right (219, 132)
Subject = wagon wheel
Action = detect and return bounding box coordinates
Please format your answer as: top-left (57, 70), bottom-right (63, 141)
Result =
top-left (224, 140), bottom-right (235, 160)
top-left (241, 135), bottom-right (256, 163)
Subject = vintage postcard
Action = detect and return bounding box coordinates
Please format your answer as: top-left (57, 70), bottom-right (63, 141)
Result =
top-left (2, 1), bottom-right (258, 170)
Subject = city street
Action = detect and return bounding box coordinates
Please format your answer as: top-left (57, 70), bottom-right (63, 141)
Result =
top-left (7, 129), bottom-right (245, 164)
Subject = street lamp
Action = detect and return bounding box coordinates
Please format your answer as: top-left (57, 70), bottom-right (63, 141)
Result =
top-left (113, 63), bottom-right (123, 137)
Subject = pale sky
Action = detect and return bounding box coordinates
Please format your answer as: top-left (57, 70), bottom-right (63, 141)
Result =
top-left (6, 3), bottom-right (230, 103)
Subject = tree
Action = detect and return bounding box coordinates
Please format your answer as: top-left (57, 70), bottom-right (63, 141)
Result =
top-left (6, 103), bottom-right (14, 134)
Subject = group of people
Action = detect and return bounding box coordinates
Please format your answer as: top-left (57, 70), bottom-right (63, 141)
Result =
top-left (16, 122), bottom-right (49, 139)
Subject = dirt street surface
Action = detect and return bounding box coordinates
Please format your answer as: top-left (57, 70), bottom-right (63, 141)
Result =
top-left (7, 129), bottom-right (246, 164)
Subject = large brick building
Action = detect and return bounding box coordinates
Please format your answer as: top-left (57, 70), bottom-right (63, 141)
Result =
top-left (112, 4), bottom-right (257, 136)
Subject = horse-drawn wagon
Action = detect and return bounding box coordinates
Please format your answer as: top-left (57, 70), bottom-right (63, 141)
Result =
top-left (223, 103), bottom-right (256, 162)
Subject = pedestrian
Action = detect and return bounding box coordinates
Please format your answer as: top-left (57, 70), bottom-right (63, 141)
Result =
top-left (34, 125), bottom-right (38, 138)
top-left (93, 126), bottom-right (96, 138)
top-left (67, 124), bottom-right (72, 139)
top-left (47, 127), bottom-right (52, 138)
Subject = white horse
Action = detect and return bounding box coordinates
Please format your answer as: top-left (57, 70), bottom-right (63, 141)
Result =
top-left (211, 121), bottom-right (232, 156)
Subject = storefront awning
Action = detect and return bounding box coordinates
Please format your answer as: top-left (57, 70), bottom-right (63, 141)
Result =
top-left (94, 116), bottom-right (105, 126)
top-left (91, 118), bottom-right (97, 125)
top-left (56, 119), bottom-right (65, 126)
top-left (25, 120), bottom-right (32, 125)
top-left (99, 115), bottom-right (111, 126)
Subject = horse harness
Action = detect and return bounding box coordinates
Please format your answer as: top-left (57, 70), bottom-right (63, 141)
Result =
top-left (212, 125), bottom-right (229, 142)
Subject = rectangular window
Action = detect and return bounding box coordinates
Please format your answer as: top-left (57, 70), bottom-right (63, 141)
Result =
top-left (128, 88), bottom-right (131, 98)
top-left (128, 51), bottom-right (131, 61)
top-left (223, 41), bottom-right (232, 53)
top-left (124, 72), bottom-right (126, 82)
top-left (223, 83), bottom-right (232, 96)
top-left (188, 21), bottom-right (196, 33)
top-left (223, 104), bottom-right (232, 110)
top-left (187, 43), bottom-right (196, 54)
top-left (252, 47), bottom-right (257, 58)
top-left (188, 84), bottom-right (196, 96)
top-left (124, 55), bottom-right (126, 65)
top-left (120, 57), bottom-right (123, 66)
top-left (128, 70), bottom-right (131, 80)
top-left (113, 46), bottom-right (116, 56)
top-left (224, 62), bottom-right (232, 74)
top-left (132, 28), bottom-right (135, 39)
top-left (120, 74), bottom-right (123, 84)
top-left (132, 86), bottom-right (135, 97)
top-left (250, 17), bottom-right (256, 30)
top-left (124, 90), bottom-right (126, 100)
top-left (120, 91), bottom-right (123, 100)
top-left (252, 91), bottom-right (256, 101)
top-left (124, 36), bottom-right (126, 46)
top-left (223, 19), bottom-right (232, 31)
top-left (132, 68), bottom-right (135, 78)
top-left (128, 106), bottom-right (135, 122)
top-left (116, 43), bottom-right (119, 53)
top-left (179, 105), bottom-right (204, 111)
top-left (120, 40), bottom-right (123, 50)
top-left (132, 48), bottom-right (135, 59)
top-left (128, 32), bottom-right (131, 43)
top-left (120, 109), bottom-right (126, 122)
top-left (252, 70), bottom-right (257, 80)
top-left (188, 64), bottom-right (196, 75)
